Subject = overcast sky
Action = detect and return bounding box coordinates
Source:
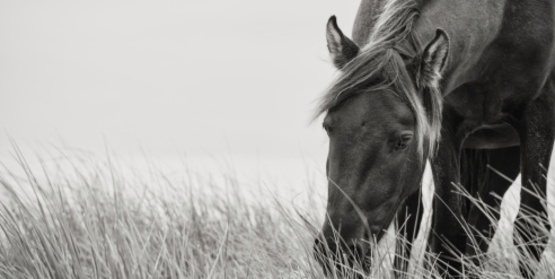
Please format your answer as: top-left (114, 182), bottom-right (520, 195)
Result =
top-left (0, 0), bottom-right (361, 180)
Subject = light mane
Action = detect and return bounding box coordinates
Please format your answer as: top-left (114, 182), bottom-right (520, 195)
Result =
top-left (314, 0), bottom-right (442, 156)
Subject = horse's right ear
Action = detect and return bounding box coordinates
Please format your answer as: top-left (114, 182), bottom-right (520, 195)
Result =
top-left (326, 16), bottom-right (359, 69)
top-left (416, 29), bottom-right (450, 89)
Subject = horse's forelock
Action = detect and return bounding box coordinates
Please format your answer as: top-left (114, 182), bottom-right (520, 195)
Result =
top-left (315, 49), bottom-right (440, 156)
top-left (387, 51), bottom-right (441, 157)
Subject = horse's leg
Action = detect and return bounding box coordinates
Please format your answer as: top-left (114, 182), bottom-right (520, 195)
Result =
top-left (465, 146), bottom-right (520, 259)
top-left (430, 127), bottom-right (467, 278)
top-left (515, 82), bottom-right (555, 279)
top-left (394, 188), bottom-right (423, 278)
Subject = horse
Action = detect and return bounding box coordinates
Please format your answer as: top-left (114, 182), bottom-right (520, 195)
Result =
top-left (312, 0), bottom-right (555, 278)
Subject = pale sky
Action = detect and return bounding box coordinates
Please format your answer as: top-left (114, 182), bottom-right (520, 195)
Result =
top-left (0, 1), bottom-right (361, 178)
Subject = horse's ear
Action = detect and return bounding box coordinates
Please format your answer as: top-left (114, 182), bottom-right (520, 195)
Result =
top-left (326, 15), bottom-right (360, 69)
top-left (417, 29), bottom-right (449, 88)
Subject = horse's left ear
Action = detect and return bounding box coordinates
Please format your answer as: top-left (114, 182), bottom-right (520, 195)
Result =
top-left (417, 29), bottom-right (449, 88)
top-left (326, 15), bottom-right (360, 69)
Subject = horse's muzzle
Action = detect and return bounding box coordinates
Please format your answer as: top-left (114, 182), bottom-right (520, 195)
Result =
top-left (313, 234), bottom-right (371, 277)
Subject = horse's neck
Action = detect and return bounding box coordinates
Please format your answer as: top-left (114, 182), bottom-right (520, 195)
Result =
top-left (353, 0), bottom-right (508, 92)
top-left (352, 0), bottom-right (389, 46)
top-left (415, 0), bottom-right (507, 92)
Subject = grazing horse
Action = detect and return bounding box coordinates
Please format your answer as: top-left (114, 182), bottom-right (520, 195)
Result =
top-left (312, 0), bottom-right (555, 278)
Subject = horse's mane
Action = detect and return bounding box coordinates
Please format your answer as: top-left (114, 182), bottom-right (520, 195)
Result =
top-left (315, 0), bottom-right (443, 156)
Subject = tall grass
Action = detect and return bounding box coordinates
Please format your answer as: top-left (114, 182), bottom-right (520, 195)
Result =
top-left (0, 147), bottom-right (554, 278)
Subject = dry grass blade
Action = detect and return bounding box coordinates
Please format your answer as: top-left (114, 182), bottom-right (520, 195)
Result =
top-left (0, 147), bottom-right (554, 278)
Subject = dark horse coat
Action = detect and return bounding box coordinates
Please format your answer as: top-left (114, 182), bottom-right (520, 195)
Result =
top-left (314, 0), bottom-right (555, 278)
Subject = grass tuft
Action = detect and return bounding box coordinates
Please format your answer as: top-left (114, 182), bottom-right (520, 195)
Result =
top-left (0, 148), bottom-right (554, 278)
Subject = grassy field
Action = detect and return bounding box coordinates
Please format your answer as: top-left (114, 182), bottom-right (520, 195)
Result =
top-left (1, 147), bottom-right (555, 278)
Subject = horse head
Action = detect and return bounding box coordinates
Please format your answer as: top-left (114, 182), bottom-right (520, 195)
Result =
top-left (313, 15), bottom-right (449, 275)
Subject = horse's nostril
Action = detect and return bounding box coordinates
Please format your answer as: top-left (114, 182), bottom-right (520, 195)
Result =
top-left (313, 237), bottom-right (321, 247)
top-left (346, 242), bottom-right (372, 267)
top-left (345, 243), bottom-right (362, 260)
top-left (314, 235), bottom-right (374, 277)
top-left (314, 236), bottom-right (336, 253)
top-left (350, 244), bottom-right (360, 255)
top-left (313, 236), bottom-right (330, 259)
top-left (313, 236), bottom-right (338, 276)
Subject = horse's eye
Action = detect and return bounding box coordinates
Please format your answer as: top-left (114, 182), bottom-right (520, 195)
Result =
top-left (394, 134), bottom-right (413, 151)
